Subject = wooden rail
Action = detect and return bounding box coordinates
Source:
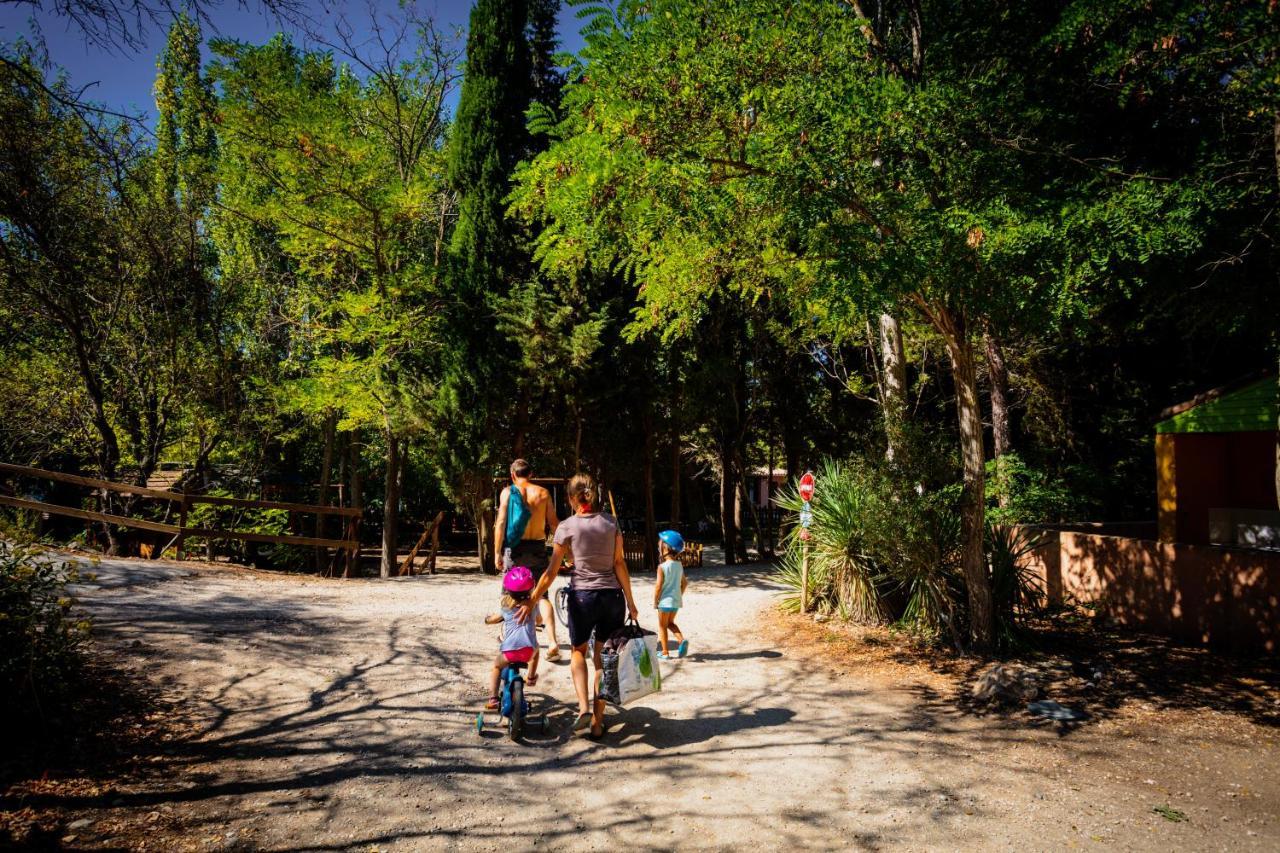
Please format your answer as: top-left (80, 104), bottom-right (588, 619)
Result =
top-left (622, 533), bottom-right (703, 571)
top-left (0, 462), bottom-right (360, 568)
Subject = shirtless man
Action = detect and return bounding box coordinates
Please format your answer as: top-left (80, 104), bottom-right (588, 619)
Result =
top-left (494, 459), bottom-right (562, 660)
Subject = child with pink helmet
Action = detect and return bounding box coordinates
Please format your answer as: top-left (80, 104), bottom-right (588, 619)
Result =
top-left (483, 566), bottom-right (540, 710)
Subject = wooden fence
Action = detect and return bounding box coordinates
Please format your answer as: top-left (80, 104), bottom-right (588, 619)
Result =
top-left (621, 533), bottom-right (704, 572)
top-left (0, 462), bottom-right (362, 572)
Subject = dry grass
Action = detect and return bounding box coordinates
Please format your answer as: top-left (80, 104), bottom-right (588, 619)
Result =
top-left (764, 606), bottom-right (1280, 731)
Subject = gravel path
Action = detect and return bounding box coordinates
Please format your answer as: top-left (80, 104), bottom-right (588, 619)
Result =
top-left (59, 554), bottom-right (1280, 851)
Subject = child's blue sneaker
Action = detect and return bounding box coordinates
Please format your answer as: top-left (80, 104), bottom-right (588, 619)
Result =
top-left (677, 640), bottom-right (689, 658)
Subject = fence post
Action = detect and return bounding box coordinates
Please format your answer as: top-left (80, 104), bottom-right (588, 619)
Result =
top-left (174, 491), bottom-right (190, 560)
top-left (800, 538), bottom-right (810, 614)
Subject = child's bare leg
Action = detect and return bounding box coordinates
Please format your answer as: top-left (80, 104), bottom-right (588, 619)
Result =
top-left (657, 611), bottom-right (671, 654)
top-left (527, 648), bottom-right (540, 683)
top-left (489, 653), bottom-right (506, 700)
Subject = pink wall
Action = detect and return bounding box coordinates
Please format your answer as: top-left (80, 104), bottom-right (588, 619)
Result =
top-left (1022, 528), bottom-right (1280, 654)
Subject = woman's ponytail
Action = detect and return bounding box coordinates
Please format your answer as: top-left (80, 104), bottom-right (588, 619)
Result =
top-left (567, 472), bottom-right (597, 513)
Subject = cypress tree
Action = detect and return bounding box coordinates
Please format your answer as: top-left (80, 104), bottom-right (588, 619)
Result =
top-left (439, 0), bottom-right (553, 570)
top-left (447, 0), bottom-right (532, 294)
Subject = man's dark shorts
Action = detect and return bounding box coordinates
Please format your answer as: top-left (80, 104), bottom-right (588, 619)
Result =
top-left (566, 587), bottom-right (625, 648)
top-left (510, 540), bottom-right (550, 580)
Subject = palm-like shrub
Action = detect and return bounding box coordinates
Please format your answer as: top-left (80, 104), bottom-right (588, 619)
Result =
top-left (986, 523), bottom-right (1048, 647)
top-left (775, 455), bottom-right (1046, 647)
top-left (775, 460), bottom-right (885, 623)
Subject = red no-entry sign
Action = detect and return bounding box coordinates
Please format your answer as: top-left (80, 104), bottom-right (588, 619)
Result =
top-left (798, 471), bottom-right (815, 503)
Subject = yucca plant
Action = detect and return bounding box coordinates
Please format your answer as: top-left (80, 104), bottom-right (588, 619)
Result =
top-left (775, 460), bottom-right (886, 623)
top-left (986, 522), bottom-right (1048, 648)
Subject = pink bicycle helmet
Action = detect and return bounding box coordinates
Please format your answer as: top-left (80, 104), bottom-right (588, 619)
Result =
top-left (502, 566), bottom-right (534, 593)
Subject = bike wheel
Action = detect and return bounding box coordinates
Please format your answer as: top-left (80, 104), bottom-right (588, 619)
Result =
top-left (508, 679), bottom-right (525, 741)
top-left (556, 585), bottom-right (570, 628)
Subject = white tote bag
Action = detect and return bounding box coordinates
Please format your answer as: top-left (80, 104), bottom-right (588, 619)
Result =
top-left (599, 621), bottom-right (662, 706)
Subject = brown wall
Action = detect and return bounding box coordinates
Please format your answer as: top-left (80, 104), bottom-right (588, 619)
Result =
top-left (1022, 528), bottom-right (1280, 654)
top-left (1169, 431), bottom-right (1277, 544)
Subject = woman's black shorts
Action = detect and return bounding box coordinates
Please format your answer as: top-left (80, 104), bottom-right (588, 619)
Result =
top-left (566, 587), bottom-right (625, 648)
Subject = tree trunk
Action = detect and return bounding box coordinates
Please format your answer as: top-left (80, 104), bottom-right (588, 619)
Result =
top-left (983, 325), bottom-right (1013, 510)
top-left (670, 438), bottom-right (682, 525)
top-left (315, 412), bottom-right (336, 572)
top-left (642, 411), bottom-right (658, 572)
top-left (346, 432), bottom-right (363, 577)
top-left (879, 313), bottom-right (908, 462)
top-left (477, 510), bottom-right (497, 574)
top-left (934, 304), bottom-right (994, 650)
top-left (719, 443), bottom-right (738, 566)
top-left (379, 431), bottom-right (402, 579)
top-left (983, 327), bottom-right (1011, 460)
top-left (572, 407), bottom-right (583, 471)
top-left (738, 465), bottom-right (765, 561)
top-left (71, 331), bottom-right (123, 553)
top-left (765, 440), bottom-right (777, 555)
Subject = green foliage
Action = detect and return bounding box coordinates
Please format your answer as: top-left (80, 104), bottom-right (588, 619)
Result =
top-left (985, 524), bottom-right (1048, 649)
top-left (154, 13), bottom-right (217, 212)
top-left (185, 491), bottom-right (309, 569)
top-left (212, 32), bottom-right (452, 438)
top-left (0, 51), bottom-right (227, 490)
top-left (775, 456), bottom-right (1051, 647)
top-left (0, 543), bottom-right (92, 725)
top-left (985, 453), bottom-right (1085, 526)
top-left (774, 457), bottom-right (963, 641)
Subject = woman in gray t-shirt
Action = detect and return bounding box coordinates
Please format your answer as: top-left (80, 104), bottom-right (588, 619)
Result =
top-left (520, 472), bottom-right (638, 738)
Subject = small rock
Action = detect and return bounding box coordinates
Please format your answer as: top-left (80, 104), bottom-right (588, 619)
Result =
top-left (68, 819), bottom-right (93, 830)
top-left (971, 664), bottom-right (1040, 706)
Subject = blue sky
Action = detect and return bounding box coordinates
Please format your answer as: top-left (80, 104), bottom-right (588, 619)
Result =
top-left (0, 0), bottom-right (586, 121)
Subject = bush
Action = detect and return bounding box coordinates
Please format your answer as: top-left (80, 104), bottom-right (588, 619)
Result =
top-left (0, 542), bottom-right (92, 725)
top-left (776, 454), bottom-right (1048, 649)
top-left (775, 456), bottom-right (963, 641)
top-left (187, 491), bottom-right (311, 570)
top-left (985, 452), bottom-right (1083, 525)
top-left (985, 523), bottom-right (1048, 647)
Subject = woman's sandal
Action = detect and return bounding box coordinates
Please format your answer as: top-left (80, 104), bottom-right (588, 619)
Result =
top-left (587, 721), bottom-right (605, 740)
top-left (484, 696), bottom-right (499, 711)
top-left (572, 712), bottom-right (592, 733)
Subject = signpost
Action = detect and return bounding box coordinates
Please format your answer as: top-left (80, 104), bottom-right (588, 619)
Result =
top-left (798, 471), bottom-right (815, 613)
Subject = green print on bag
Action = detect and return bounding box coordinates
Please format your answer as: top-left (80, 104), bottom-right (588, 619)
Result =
top-left (633, 641), bottom-right (660, 690)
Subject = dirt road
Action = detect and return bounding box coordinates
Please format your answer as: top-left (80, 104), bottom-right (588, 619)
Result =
top-left (47, 554), bottom-right (1280, 850)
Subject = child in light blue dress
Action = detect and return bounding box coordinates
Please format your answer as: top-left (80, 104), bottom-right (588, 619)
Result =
top-left (654, 530), bottom-right (690, 659)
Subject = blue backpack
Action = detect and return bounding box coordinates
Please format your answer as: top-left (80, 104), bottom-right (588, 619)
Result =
top-left (505, 485), bottom-right (532, 545)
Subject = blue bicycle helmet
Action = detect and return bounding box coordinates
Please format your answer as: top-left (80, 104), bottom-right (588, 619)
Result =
top-left (658, 529), bottom-right (685, 553)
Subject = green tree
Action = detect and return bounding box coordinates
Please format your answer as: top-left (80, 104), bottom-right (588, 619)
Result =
top-left (440, 0), bottom-right (573, 570)
top-left (516, 0), bottom-right (1242, 646)
top-left (212, 17), bottom-right (458, 576)
top-left (0, 51), bottom-right (224, 551)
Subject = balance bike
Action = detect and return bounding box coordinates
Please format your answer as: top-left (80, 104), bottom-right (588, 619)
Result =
top-left (476, 662), bottom-right (546, 741)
